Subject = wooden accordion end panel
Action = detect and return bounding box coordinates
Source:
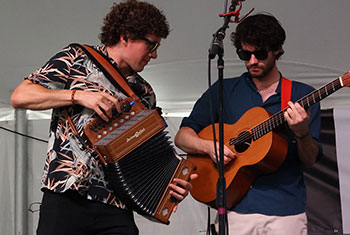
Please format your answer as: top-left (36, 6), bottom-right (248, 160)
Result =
top-left (84, 99), bottom-right (196, 224)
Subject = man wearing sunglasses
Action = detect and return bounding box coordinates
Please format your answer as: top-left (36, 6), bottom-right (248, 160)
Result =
top-left (11, 0), bottom-right (197, 234)
top-left (175, 13), bottom-right (322, 235)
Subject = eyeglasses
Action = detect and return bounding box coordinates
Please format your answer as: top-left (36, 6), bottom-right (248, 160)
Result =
top-left (236, 48), bottom-right (269, 61)
top-left (140, 37), bottom-right (160, 53)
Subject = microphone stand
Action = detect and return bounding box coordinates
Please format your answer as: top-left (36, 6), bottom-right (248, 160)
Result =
top-left (208, 1), bottom-right (241, 234)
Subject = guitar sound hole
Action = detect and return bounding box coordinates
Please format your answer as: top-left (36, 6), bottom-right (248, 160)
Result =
top-left (234, 131), bottom-right (252, 153)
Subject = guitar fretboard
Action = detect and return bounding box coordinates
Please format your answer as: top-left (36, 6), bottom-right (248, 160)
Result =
top-left (251, 77), bottom-right (343, 140)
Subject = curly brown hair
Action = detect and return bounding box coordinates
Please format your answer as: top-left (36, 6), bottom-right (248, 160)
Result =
top-left (230, 13), bottom-right (286, 60)
top-left (99, 0), bottom-right (170, 46)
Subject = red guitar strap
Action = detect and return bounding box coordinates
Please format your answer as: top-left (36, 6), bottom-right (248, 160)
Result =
top-left (281, 77), bottom-right (292, 110)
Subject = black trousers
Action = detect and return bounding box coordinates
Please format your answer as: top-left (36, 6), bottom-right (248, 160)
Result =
top-left (36, 189), bottom-right (139, 235)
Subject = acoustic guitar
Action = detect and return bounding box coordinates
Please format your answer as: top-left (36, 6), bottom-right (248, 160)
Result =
top-left (187, 72), bottom-right (350, 209)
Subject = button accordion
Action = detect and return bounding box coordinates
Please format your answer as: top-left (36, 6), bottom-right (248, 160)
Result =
top-left (84, 98), bottom-right (196, 224)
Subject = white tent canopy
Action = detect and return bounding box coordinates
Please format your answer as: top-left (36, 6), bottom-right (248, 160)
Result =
top-left (1, 0), bottom-right (350, 235)
top-left (1, 0), bottom-right (350, 114)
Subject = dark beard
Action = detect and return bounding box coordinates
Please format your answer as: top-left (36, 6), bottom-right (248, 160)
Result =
top-left (248, 59), bottom-right (276, 79)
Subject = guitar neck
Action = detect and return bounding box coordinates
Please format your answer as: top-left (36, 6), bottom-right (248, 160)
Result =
top-left (252, 76), bottom-right (345, 140)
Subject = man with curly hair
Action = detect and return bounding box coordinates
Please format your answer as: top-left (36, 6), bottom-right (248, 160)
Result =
top-left (11, 0), bottom-right (196, 234)
top-left (175, 13), bottom-right (322, 234)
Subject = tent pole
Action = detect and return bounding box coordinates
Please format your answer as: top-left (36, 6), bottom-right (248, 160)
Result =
top-left (14, 109), bottom-right (28, 235)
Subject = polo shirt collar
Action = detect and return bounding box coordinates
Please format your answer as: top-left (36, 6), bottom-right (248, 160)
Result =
top-left (244, 72), bottom-right (284, 95)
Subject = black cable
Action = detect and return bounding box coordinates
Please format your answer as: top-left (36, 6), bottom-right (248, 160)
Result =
top-left (0, 125), bottom-right (48, 143)
top-left (28, 202), bottom-right (41, 213)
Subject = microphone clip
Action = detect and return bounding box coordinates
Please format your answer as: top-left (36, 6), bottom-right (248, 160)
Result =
top-left (219, 1), bottom-right (254, 24)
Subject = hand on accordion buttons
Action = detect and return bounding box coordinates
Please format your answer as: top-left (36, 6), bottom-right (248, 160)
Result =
top-left (76, 91), bottom-right (121, 122)
top-left (169, 173), bottom-right (198, 212)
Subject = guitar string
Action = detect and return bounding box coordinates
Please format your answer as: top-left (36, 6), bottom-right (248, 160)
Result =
top-left (229, 78), bottom-right (341, 147)
top-left (230, 111), bottom-right (284, 146)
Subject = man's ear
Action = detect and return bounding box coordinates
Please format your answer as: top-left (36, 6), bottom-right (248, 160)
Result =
top-left (274, 45), bottom-right (283, 56)
top-left (123, 35), bottom-right (128, 42)
top-left (120, 35), bottom-right (128, 45)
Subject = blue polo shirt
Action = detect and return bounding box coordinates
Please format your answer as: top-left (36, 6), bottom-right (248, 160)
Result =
top-left (180, 72), bottom-right (322, 216)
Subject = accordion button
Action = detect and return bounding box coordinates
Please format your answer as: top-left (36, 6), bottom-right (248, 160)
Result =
top-left (114, 123), bottom-right (118, 127)
top-left (120, 119), bottom-right (124, 123)
top-left (103, 131), bottom-right (107, 135)
top-left (125, 115), bottom-right (130, 119)
top-left (162, 208), bottom-right (169, 216)
top-left (121, 101), bottom-right (131, 112)
top-left (89, 125), bottom-right (97, 132)
top-left (109, 127), bottom-right (113, 131)
top-left (97, 134), bottom-right (102, 139)
top-left (131, 111), bottom-right (135, 115)
top-left (182, 168), bottom-right (189, 175)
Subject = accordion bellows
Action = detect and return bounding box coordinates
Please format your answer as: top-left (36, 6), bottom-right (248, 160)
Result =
top-left (84, 99), bottom-right (196, 224)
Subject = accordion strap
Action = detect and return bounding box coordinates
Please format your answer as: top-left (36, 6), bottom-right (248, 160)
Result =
top-left (71, 43), bottom-right (137, 99)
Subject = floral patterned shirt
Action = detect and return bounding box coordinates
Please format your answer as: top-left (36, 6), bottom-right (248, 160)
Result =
top-left (26, 44), bottom-right (156, 208)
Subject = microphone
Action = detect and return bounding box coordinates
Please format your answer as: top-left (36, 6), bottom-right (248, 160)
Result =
top-left (208, 0), bottom-right (242, 59)
top-left (208, 28), bottom-right (226, 60)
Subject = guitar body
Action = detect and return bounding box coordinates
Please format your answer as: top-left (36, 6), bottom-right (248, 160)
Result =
top-left (187, 107), bottom-right (288, 209)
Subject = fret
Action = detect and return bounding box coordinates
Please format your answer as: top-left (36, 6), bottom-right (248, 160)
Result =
top-left (256, 127), bottom-right (261, 139)
top-left (306, 97), bottom-right (310, 108)
top-left (339, 76), bottom-right (344, 86)
top-left (276, 113), bottom-right (283, 126)
top-left (254, 132), bottom-right (258, 140)
top-left (252, 127), bottom-right (258, 140)
top-left (325, 85), bottom-right (329, 96)
top-left (267, 120), bottom-right (272, 132)
top-left (259, 124), bottom-right (264, 137)
top-left (315, 93), bottom-right (321, 103)
top-left (263, 122), bottom-right (267, 134)
top-left (323, 88), bottom-right (327, 98)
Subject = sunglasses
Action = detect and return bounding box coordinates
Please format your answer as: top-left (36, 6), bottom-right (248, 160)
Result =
top-left (236, 48), bottom-right (269, 61)
top-left (140, 37), bottom-right (160, 53)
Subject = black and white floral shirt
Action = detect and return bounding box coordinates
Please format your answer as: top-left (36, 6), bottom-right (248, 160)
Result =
top-left (27, 44), bottom-right (156, 208)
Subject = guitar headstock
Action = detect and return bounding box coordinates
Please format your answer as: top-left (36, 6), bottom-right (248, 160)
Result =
top-left (341, 72), bottom-right (350, 87)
